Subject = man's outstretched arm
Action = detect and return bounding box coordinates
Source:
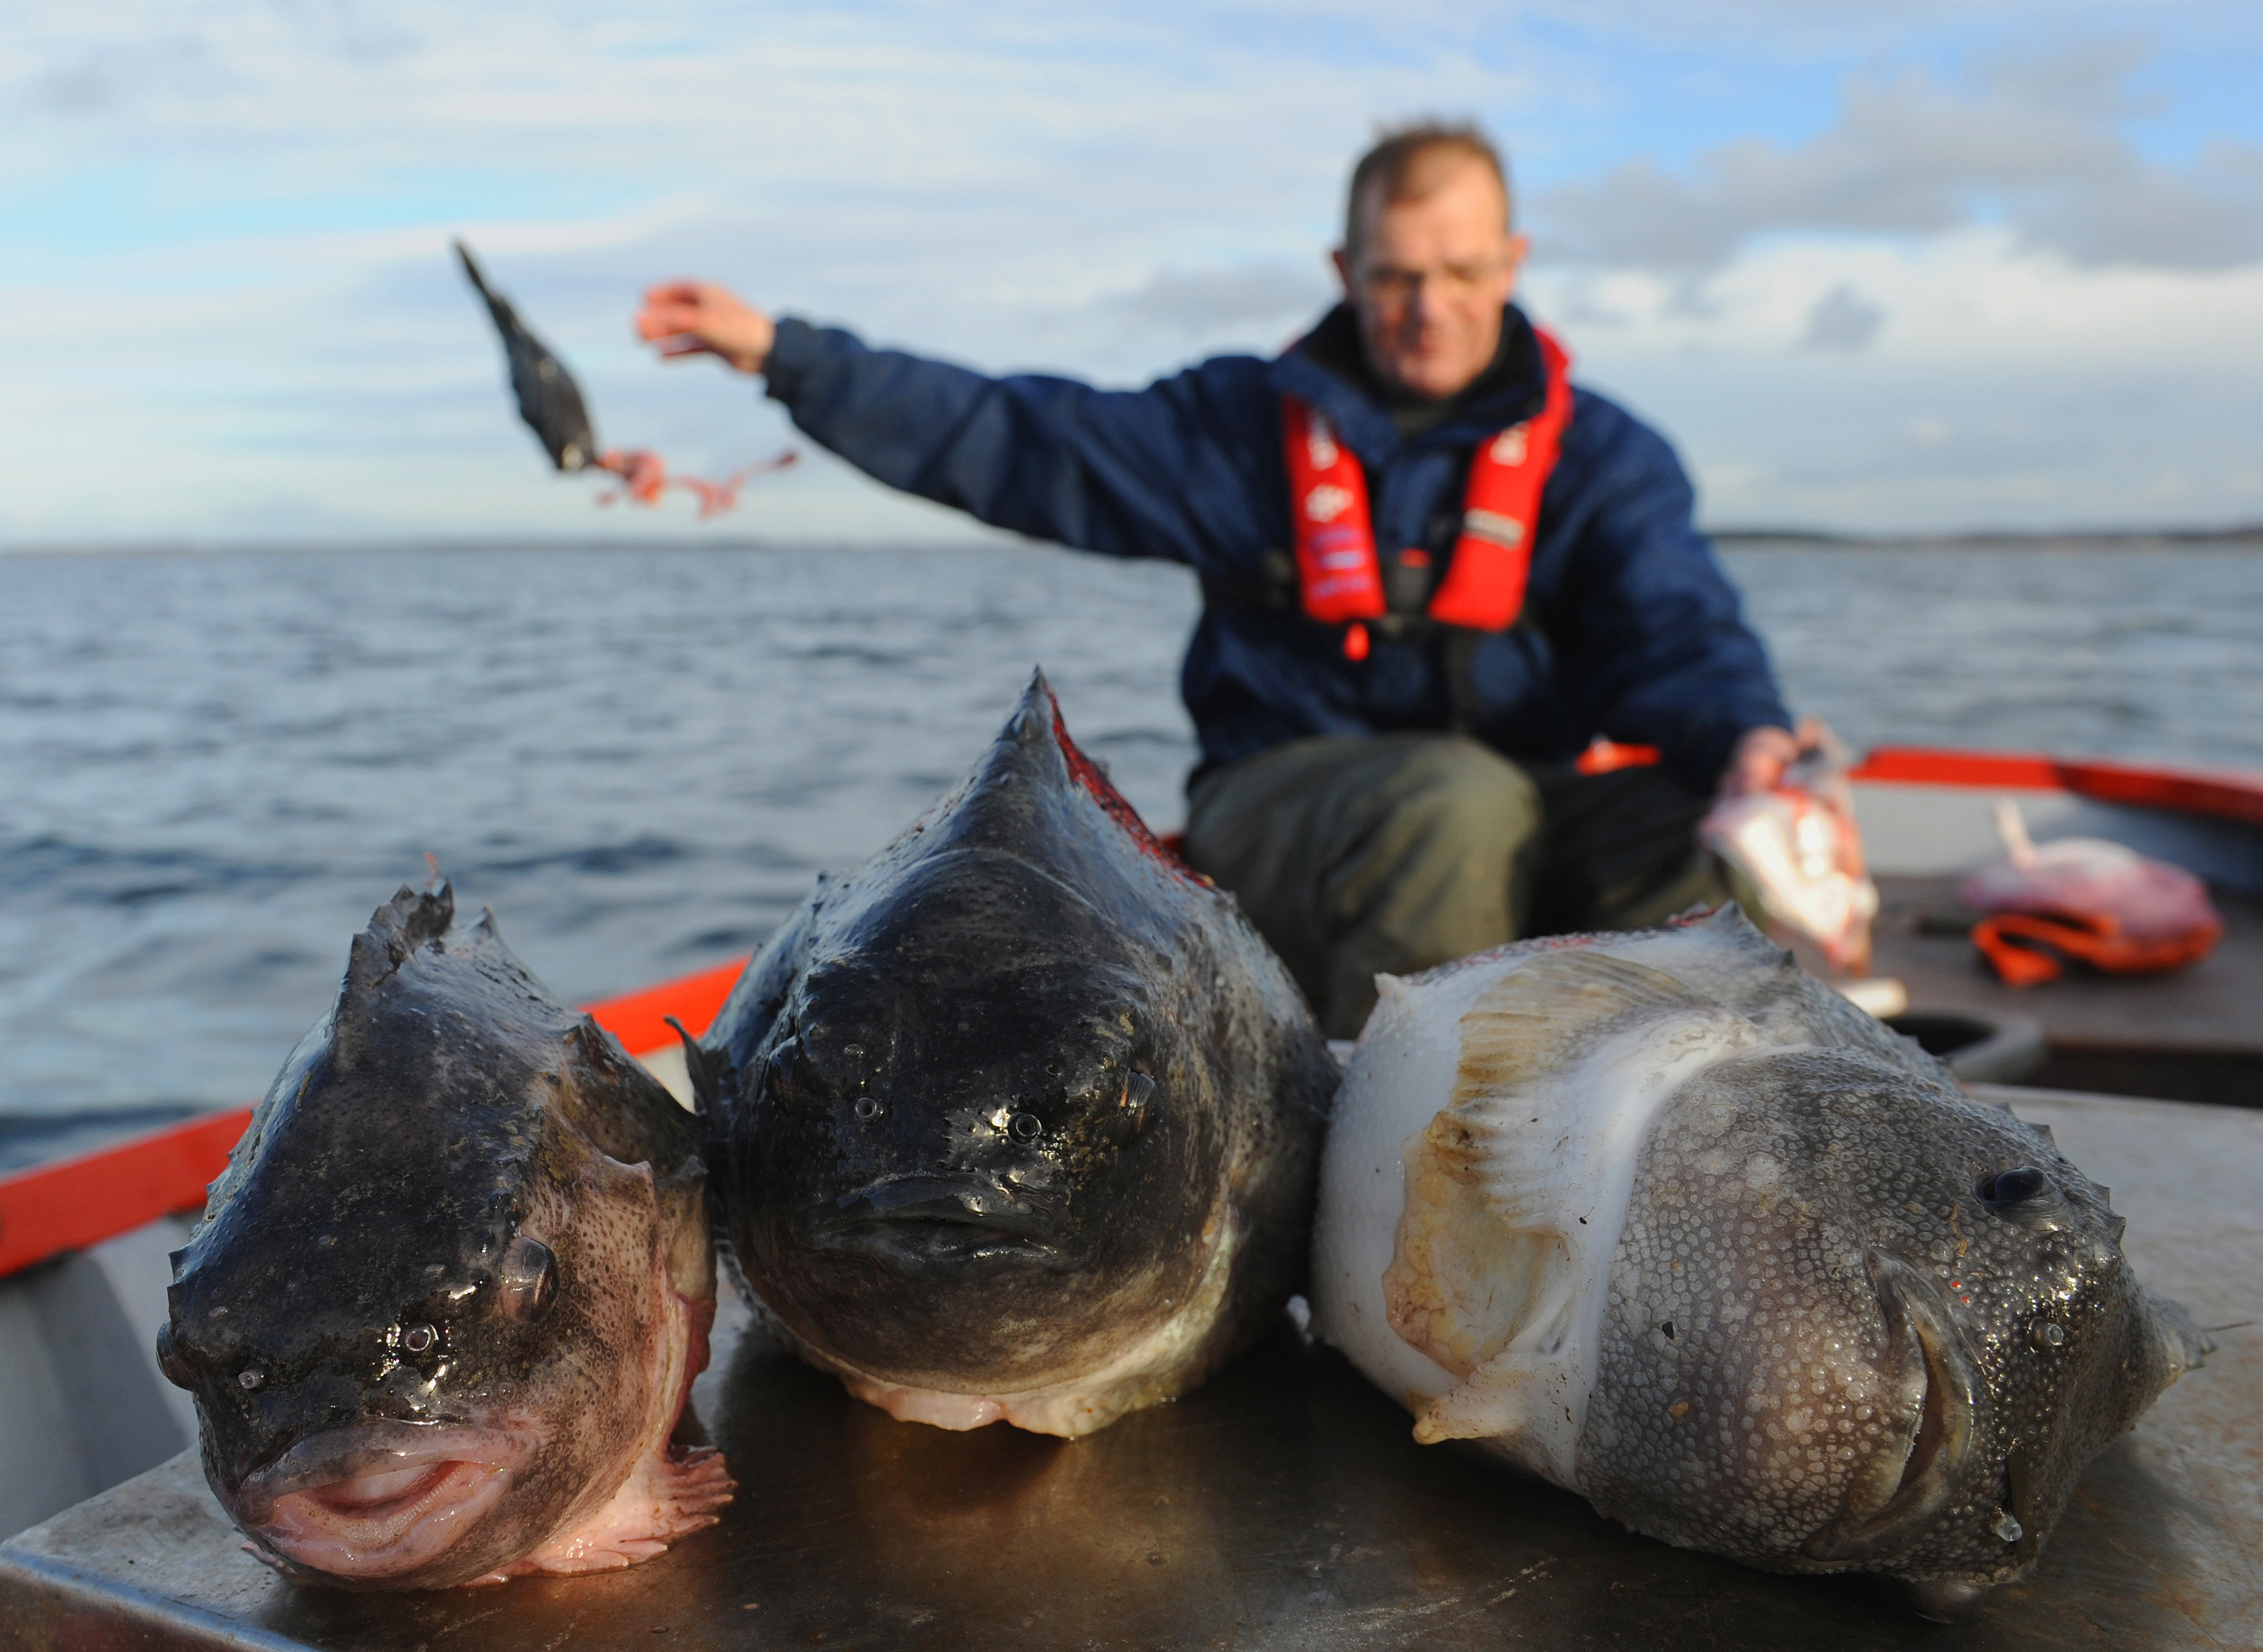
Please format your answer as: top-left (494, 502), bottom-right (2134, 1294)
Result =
top-left (631, 281), bottom-right (1268, 569)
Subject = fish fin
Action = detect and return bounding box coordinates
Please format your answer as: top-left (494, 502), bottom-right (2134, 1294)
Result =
top-left (2144, 1289), bottom-right (2213, 1382)
top-left (558, 1015), bottom-right (705, 1176)
top-left (482, 1444), bottom-right (736, 1581)
top-left (1412, 1342), bottom-right (1583, 1455)
top-left (664, 1014), bottom-right (733, 1125)
top-left (1450, 949), bottom-right (1710, 1109)
top-left (1024, 667), bottom-right (1180, 862)
top-left (342, 879), bottom-right (456, 999)
top-left (1382, 948), bottom-right (1761, 1485)
top-left (1383, 1164), bottom-right (1574, 1382)
top-left (1382, 952), bottom-right (1711, 1383)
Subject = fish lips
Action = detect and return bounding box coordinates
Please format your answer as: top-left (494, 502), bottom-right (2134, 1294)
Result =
top-left (229, 1419), bottom-right (538, 1584)
top-left (802, 1174), bottom-right (1073, 1273)
top-left (1803, 1251), bottom-right (1981, 1571)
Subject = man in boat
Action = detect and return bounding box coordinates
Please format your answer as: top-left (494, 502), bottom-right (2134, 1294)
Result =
top-left (635, 123), bottom-right (1798, 1037)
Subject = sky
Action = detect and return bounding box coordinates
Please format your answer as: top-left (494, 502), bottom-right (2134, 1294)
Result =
top-left (6, 0), bottom-right (2262, 547)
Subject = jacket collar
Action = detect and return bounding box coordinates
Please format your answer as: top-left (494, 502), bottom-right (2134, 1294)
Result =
top-left (1268, 303), bottom-right (1548, 462)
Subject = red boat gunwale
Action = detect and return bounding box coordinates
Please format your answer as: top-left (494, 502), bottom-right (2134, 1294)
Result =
top-left (1853, 746), bottom-right (2263, 828)
top-left (0, 957), bottom-right (751, 1282)
top-left (10, 744), bottom-right (2260, 1285)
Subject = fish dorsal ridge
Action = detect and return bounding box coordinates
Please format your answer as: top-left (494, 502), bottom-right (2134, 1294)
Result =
top-left (1384, 949), bottom-right (1767, 1484)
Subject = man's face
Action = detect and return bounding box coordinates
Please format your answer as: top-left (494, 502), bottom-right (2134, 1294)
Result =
top-left (1333, 159), bottom-right (1527, 401)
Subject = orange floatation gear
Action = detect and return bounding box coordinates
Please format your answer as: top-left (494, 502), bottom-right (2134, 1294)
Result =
top-left (1960, 805), bottom-right (2224, 987)
top-left (1971, 911), bottom-right (2223, 989)
top-left (1281, 328), bottom-right (1574, 658)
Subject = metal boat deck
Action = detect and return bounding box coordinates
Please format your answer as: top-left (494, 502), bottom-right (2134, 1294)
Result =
top-left (4, 1087), bottom-right (2257, 1652)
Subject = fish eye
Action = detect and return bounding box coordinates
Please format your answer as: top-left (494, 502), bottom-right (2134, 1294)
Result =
top-left (1009, 1111), bottom-right (1044, 1143)
top-left (853, 1095), bottom-right (881, 1123)
top-left (2032, 1320), bottom-right (2066, 1350)
top-left (1976, 1166), bottom-right (2051, 1208)
top-left (402, 1323), bottom-right (437, 1355)
top-left (499, 1235), bottom-right (558, 1321)
top-left (238, 1365), bottom-right (266, 1391)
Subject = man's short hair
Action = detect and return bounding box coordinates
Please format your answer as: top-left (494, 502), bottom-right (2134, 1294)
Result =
top-left (1344, 121), bottom-right (1512, 255)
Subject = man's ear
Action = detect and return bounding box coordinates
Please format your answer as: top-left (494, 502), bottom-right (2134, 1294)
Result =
top-left (1499, 233), bottom-right (1531, 301)
top-left (1330, 245), bottom-right (1355, 297)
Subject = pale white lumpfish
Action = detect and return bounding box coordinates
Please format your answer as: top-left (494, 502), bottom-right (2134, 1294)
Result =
top-left (1312, 906), bottom-right (2208, 1617)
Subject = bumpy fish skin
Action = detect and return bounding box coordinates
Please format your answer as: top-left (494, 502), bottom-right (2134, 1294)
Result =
top-left (1313, 906), bottom-right (2207, 1614)
top-left (160, 883), bottom-right (732, 1590)
top-left (703, 672), bottom-right (1337, 1438)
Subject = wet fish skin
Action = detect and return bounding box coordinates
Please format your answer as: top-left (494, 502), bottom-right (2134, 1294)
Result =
top-left (1314, 906), bottom-right (2207, 1613)
top-left (160, 882), bottom-right (731, 1590)
top-left (703, 671), bottom-right (1337, 1437)
top-left (1587, 1046), bottom-right (2201, 1606)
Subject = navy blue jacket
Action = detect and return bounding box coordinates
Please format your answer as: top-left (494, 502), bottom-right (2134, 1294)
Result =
top-left (761, 304), bottom-right (1788, 791)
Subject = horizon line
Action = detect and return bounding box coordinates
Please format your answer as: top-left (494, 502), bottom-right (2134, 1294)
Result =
top-left (4, 525), bottom-right (2263, 557)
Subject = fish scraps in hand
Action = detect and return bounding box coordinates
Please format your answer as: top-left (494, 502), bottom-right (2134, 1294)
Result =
top-left (455, 238), bottom-right (792, 518)
top-left (1700, 718), bottom-right (1878, 976)
top-left (592, 447), bottom-right (798, 518)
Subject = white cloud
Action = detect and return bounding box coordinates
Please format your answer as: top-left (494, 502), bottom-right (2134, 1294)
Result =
top-left (1, 3), bottom-right (2260, 543)
top-left (1531, 229), bottom-right (2263, 530)
top-left (1537, 41), bottom-right (2263, 274)
top-left (1109, 261), bottom-right (1334, 337)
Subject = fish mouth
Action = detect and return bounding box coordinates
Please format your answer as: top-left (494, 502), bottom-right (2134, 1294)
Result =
top-left (805, 1175), bottom-right (1066, 1269)
top-left (232, 1421), bottom-right (537, 1581)
top-left (1804, 1252), bottom-right (1978, 1565)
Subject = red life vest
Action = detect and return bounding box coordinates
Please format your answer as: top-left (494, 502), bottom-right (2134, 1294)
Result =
top-left (1281, 328), bottom-right (1573, 658)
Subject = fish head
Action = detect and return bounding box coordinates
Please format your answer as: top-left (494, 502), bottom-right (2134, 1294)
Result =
top-left (1591, 1046), bottom-right (2208, 1613)
top-left (739, 851), bottom-right (1222, 1392)
top-left (159, 881), bottom-right (705, 1588)
top-left (729, 676), bottom-right (1236, 1396)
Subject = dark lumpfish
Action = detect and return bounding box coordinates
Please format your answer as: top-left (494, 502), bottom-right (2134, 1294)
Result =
top-left (700, 672), bottom-right (1337, 1436)
top-left (161, 881), bottom-right (732, 1589)
top-left (1314, 906), bottom-right (2208, 1617)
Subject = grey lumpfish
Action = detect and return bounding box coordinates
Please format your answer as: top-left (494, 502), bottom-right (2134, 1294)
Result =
top-left (160, 881), bottom-right (732, 1589)
top-left (1312, 906), bottom-right (2208, 1616)
top-left (700, 672), bottom-right (1338, 1437)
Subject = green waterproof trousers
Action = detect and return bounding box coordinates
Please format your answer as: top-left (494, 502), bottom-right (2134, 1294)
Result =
top-left (1183, 733), bottom-right (1727, 1039)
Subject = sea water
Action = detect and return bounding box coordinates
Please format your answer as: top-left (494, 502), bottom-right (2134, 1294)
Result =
top-left (3, 541), bottom-right (2260, 1133)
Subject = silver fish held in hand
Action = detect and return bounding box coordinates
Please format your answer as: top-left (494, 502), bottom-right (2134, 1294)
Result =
top-left (696, 671), bottom-right (1338, 1437)
top-left (1312, 905), bottom-right (2208, 1617)
top-left (160, 881), bottom-right (731, 1589)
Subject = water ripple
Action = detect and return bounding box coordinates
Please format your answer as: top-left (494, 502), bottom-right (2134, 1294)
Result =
top-left (1, 540), bottom-right (2256, 1118)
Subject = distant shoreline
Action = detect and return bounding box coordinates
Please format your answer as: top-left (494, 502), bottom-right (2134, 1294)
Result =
top-left (1711, 525), bottom-right (2263, 550)
top-left (4, 525), bottom-right (2263, 557)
